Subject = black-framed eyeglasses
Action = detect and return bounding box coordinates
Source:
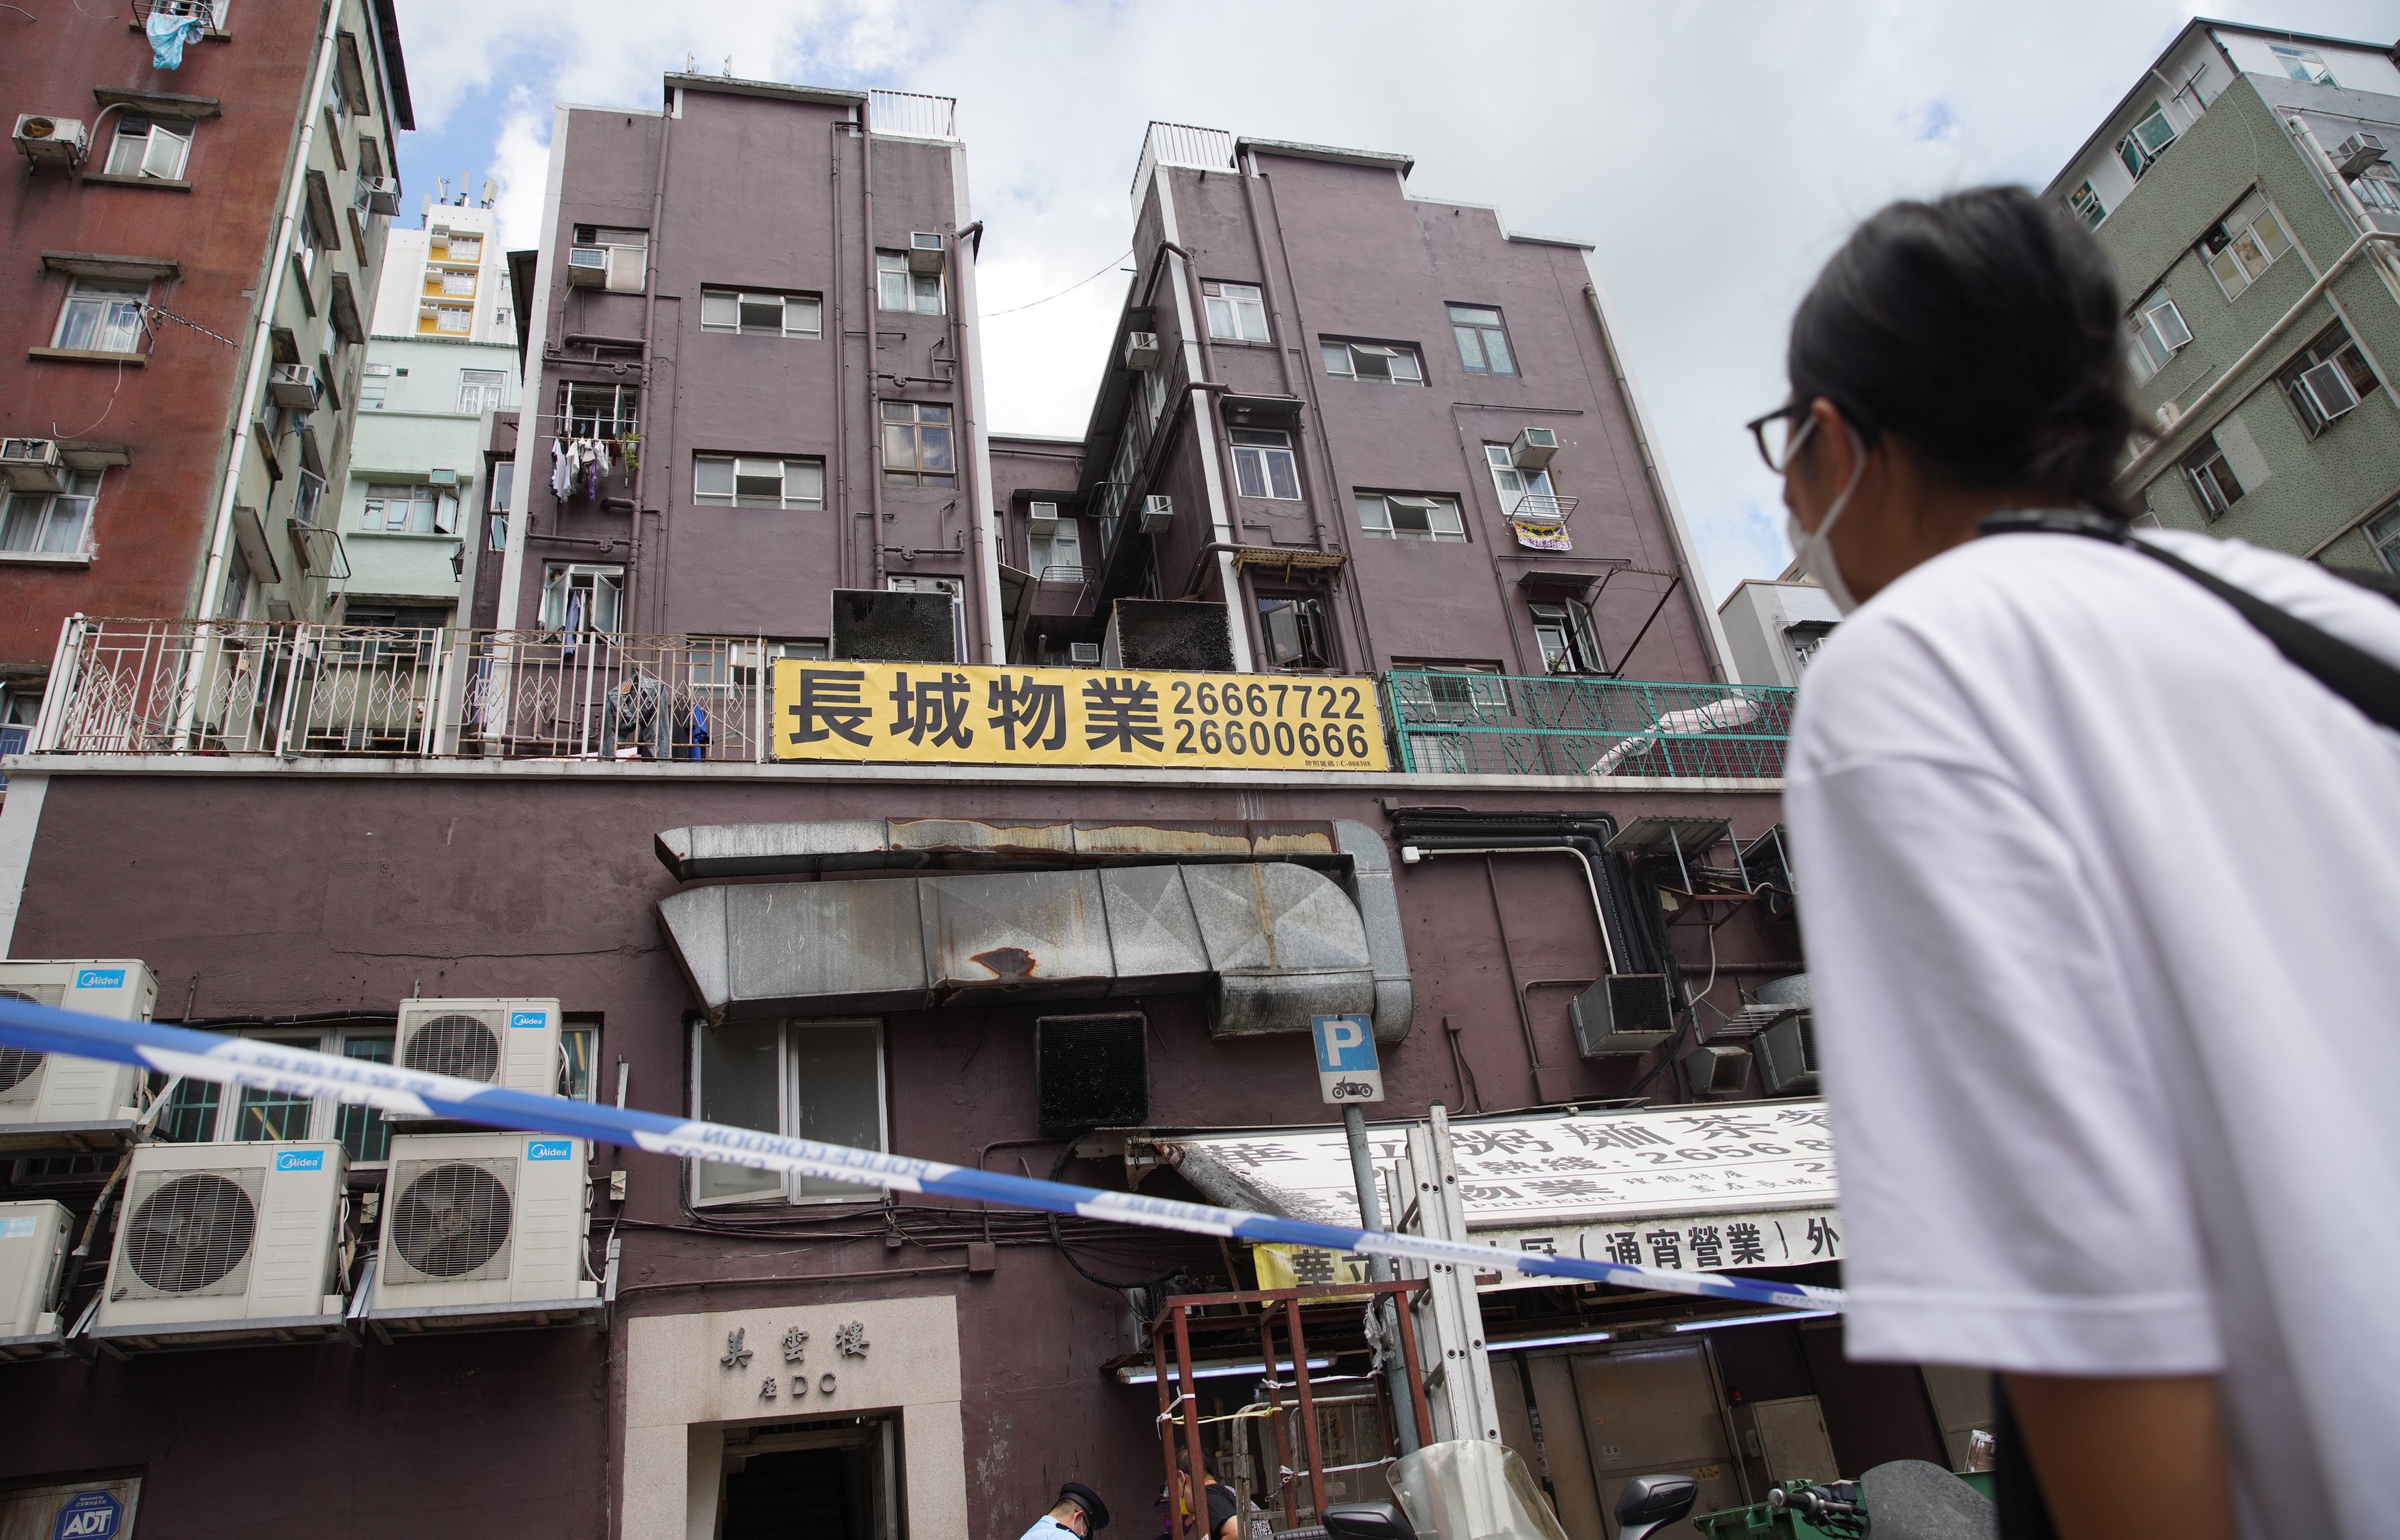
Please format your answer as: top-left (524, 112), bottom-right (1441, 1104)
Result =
top-left (1744, 403), bottom-right (1816, 474)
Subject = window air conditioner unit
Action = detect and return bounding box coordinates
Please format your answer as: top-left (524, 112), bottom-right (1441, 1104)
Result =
top-left (908, 231), bottom-right (945, 274)
top-left (1754, 1010), bottom-right (1820, 1095)
top-left (91, 1141), bottom-right (349, 1345)
top-left (0, 962), bottom-right (158, 1149)
top-left (352, 176), bottom-right (400, 216)
top-left (392, 997), bottom-right (561, 1097)
top-left (0, 438), bottom-right (66, 493)
top-left (2335, 131), bottom-right (2389, 177)
top-left (0, 1200), bottom-right (72, 1354)
top-left (1510, 426), bottom-right (1560, 471)
top-left (1068, 642), bottom-right (1101, 665)
top-left (604, 244), bottom-right (646, 293)
top-left (566, 246), bottom-right (608, 287)
top-left (1029, 500), bottom-right (1060, 521)
top-left (1124, 331), bottom-right (1161, 371)
top-left (369, 1130), bottom-right (598, 1325)
top-left (1138, 494), bottom-right (1174, 534)
top-left (268, 363), bottom-right (322, 410)
top-left (12, 115), bottom-right (88, 165)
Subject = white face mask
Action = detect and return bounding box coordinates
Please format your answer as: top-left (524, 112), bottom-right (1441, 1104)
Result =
top-left (1783, 421), bottom-right (1870, 616)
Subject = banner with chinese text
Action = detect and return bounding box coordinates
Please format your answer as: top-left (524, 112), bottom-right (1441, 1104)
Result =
top-left (771, 660), bottom-right (1389, 771)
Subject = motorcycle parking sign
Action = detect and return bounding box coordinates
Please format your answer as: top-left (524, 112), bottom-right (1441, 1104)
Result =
top-left (1311, 1014), bottom-right (1383, 1105)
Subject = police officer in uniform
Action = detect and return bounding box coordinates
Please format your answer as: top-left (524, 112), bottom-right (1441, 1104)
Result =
top-left (1019, 1482), bottom-right (1109, 1540)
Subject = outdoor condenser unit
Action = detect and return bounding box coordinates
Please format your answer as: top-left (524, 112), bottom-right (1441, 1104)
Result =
top-left (908, 231), bottom-right (945, 273)
top-left (268, 363), bottom-right (322, 410)
top-left (566, 246), bottom-right (607, 286)
top-left (1035, 1013), bottom-right (1148, 1133)
top-left (0, 1200), bottom-right (72, 1355)
top-left (12, 115), bottom-right (89, 165)
top-left (0, 961), bottom-right (158, 1148)
top-left (1567, 973), bottom-right (1675, 1057)
top-left (1138, 495), bottom-right (1175, 534)
top-left (1510, 426), bottom-right (1560, 471)
top-left (1123, 331), bottom-right (1161, 371)
top-left (0, 438), bottom-right (65, 493)
top-left (393, 997), bottom-right (561, 1096)
top-left (369, 1131), bottom-right (596, 1321)
top-left (2335, 131), bottom-right (2387, 176)
top-left (93, 1142), bottom-right (348, 1343)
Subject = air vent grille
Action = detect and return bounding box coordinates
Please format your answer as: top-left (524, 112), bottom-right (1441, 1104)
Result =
top-left (387, 1157), bottom-right (516, 1283)
top-left (1035, 1013), bottom-right (1149, 1133)
top-left (117, 1169), bottom-right (261, 1299)
top-left (401, 1011), bottom-right (503, 1082)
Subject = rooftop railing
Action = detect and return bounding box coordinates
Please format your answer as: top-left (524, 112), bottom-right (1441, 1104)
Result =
top-left (1385, 670), bottom-right (1795, 779)
top-left (867, 90), bottom-right (958, 141)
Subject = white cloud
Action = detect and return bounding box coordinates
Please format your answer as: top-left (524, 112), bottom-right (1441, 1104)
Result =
top-left (390, 0), bottom-right (2396, 597)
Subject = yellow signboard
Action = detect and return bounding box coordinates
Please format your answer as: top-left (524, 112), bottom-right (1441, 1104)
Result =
top-left (770, 660), bottom-right (1389, 771)
top-left (1251, 1242), bottom-right (1375, 1301)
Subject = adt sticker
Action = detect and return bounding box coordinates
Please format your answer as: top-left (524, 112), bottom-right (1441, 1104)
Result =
top-left (526, 1139), bottom-right (573, 1161)
top-left (1311, 1013), bottom-right (1383, 1105)
top-left (509, 1010), bottom-right (548, 1030)
top-left (0, 1215), bottom-right (38, 1239)
top-left (74, 969), bottom-right (126, 990)
top-left (52, 1490), bottom-right (121, 1540)
top-left (274, 1150), bottom-right (326, 1173)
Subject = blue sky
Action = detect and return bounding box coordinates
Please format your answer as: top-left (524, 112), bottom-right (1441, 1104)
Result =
top-left (386, 0), bottom-right (2396, 602)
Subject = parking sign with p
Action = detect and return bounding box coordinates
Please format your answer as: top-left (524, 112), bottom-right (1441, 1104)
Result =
top-left (1311, 1013), bottom-right (1383, 1104)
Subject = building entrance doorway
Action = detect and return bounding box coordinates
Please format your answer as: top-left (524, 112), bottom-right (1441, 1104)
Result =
top-left (1496, 1341), bottom-right (1744, 1540)
top-left (718, 1415), bottom-right (899, 1540)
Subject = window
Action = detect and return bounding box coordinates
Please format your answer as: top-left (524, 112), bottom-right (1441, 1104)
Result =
top-left (2279, 323), bottom-right (2379, 437)
top-left (559, 1024), bottom-right (598, 1102)
top-left (1321, 339), bottom-right (1425, 385)
top-left (2353, 163), bottom-right (2400, 214)
top-left (430, 303), bottom-right (472, 335)
top-left (487, 460), bottom-right (513, 551)
top-left (1029, 516), bottom-right (1082, 580)
top-left (338, 604), bottom-right (448, 665)
top-left (573, 225), bottom-right (649, 250)
top-left (2201, 193), bottom-right (2293, 301)
top-left (2183, 434), bottom-right (2245, 519)
top-left (2066, 180), bottom-right (2107, 229)
top-left (361, 361), bottom-right (390, 409)
top-left (1202, 281), bottom-right (1269, 343)
top-left (2269, 45), bottom-right (2336, 85)
top-left (1392, 664), bottom-right (1506, 724)
top-left (457, 368), bottom-right (507, 413)
top-left (437, 270), bottom-right (477, 298)
top-left (2368, 502), bottom-right (2400, 576)
top-left (880, 401), bottom-right (954, 487)
top-left (291, 469), bottom-right (326, 526)
top-left (692, 1019), bottom-right (886, 1205)
top-left (1230, 428), bottom-right (1300, 500)
top-left (876, 251), bottom-right (943, 314)
top-left (53, 278), bottom-right (147, 355)
top-left (362, 482), bottom-right (440, 533)
top-left (541, 563), bottom-right (624, 632)
top-left (1530, 599), bottom-right (1603, 674)
top-left (437, 233), bottom-right (484, 263)
top-left (0, 470), bottom-right (99, 555)
top-left (2116, 103), bottom-right (2176, 179)
top-left (104, 115), bottom-right (190, 179)
top-left (1143, 359), bottom-right (1167, 424)
top-left (1257, 594), bottom-right (1331, 669)
top-left (695, 454), bottom-right (826, 509)
top-left (560, 381), bottom-right (638, 438)
top-left (692, 638), bottom-right (826, 701)
top-left (700, 288), bottom-right (824, 338)
top-left (1448, 305), bottom-right (1516, 376)
top-left (2126, 291), bottom-right (2193, 383)
top-left (154, 1028), bottom-right (396, 1160)
top-left (1483, 443), bottom-right (1558, 513)
top-left (1356, 492), bottom-right (1466, 543)
top-left (216, 544), bottom-right (253, 619)
top-left (1785, 620), bottom-right (1836, 673)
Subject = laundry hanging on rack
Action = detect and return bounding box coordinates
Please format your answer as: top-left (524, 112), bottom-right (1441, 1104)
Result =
top-left (147, 7), bottom-right (207, 69)
top-left (551, 437), bottom-right (622, 502)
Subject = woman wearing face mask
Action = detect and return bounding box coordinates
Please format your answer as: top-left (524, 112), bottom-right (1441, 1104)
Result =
top-left (1765, 186), bottom-right (2400, 1540)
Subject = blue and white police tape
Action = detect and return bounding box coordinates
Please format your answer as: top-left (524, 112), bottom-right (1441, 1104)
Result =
top-left (0, 996), bottom-right (1843, 1314)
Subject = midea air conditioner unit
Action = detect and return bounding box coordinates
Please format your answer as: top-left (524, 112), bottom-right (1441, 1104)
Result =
top-left (0, 438), bottom-right (66, 493)
top-left (1068, 642), bottom-right (1101, 665)
top-left (92, 1141), bottom-right (348, 1346)
top-left (604, 244), bottom-right (646, 293)
top-left (392, 997), bottom-right (561, 1096)
top-left (1123, 331), bottom-right (1161, 371)
top-left (0, 961), bottom-right (158, 1152)
top-left (566, 246), bottom-right (607, 287)
top-left (369, 1130), bottom-right (598, 1330)
top-left (907, 231), bottom-right (945, 274)
top-left (1029, 500), bottom-right (1060, 522)
top-left (1754, 1010), bottom-right (1820, 1095)
top-left (2335, 131), bottom-right (2388, 177)
top-left (352, 176), bottom-right (401, 216)
top-left (1138, 494), bottom-right (1174, 534)
top-left (1510, 426), bottom-right (1560, 471)
top-left (12, 115), bottom-right (89, 165)
top-left (0, 1200), bottom-right (72, 1357)
top-left (268, 363), bottom-right (322, 410)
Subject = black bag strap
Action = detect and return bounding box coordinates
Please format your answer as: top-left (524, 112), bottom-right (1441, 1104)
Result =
top-left (1979, 510), bottom-right (2400, 734)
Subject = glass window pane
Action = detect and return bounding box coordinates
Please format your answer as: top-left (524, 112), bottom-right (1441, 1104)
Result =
top-left (1390, 349), bottom-right (1422, 383)
top-left (913, 272), bottom-right (942, 314)
top-left (1481, 328), bottom-right (1514, 376)
top-left (559, 1026), bottom-right (594, 1101)
top-left (336, 1037), bottom-right (393, 1161)
top-left (882, 423), bottom-right (916, 471)
top-left (921, 425), bottom-right (954, 472)
top-left (1356, 495), bottom-right (1391, 534)
top-left (695, 457), bottom-right (734, 500)
top-left (232, 1037), bottom-right (319, 1140)
top-left (701, 291), bottom-right (739, 329)
top-left (789, 296), bottom-right (823, 337)
top-left (1454, 326), bottom-right (1485, 372)
top-left (786, 460), bottom-right (825, 507)
top-left (153, 1075), bottom-right (222, 1143)
top-left (1267, 449), bottom-right (1299, 500)
top-left (880, 270), bottom-right (908, 311)
top-left (40, 496), bottom-right (90, 552)
top-left (919, 404), bottom-right (950, 423)
top-left (790, 1023), bottom-right (883, 1199)
top-left (1321, 342), bottom-right (1352, 377)
top-left (2254, 210), bottom-right (2290, 261)
top-left (1206, 297), bottom-right (1234, 337)
top-left (1233, 448), bottom-right (1265, 499)
top-left (697, 1020), bottom-right (782, 1202)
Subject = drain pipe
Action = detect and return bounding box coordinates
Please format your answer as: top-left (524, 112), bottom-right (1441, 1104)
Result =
top-left (195, 4), bottom-right (342, 626)
top-left (627, 99), bottom-right (672, 632)
top-left (863, 113), bottom-right (888, 592)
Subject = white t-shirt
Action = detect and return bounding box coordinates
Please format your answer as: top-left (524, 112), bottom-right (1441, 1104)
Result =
top-left (1783, 527), bottom-right (2400, 1540)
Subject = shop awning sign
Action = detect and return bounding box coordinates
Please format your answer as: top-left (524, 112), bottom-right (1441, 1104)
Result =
top-left (771, 660), bottom-right (1390, 771)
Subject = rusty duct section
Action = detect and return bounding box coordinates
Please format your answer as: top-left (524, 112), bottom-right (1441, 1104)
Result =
top-left (655, 819), bottom-right (1410, 1039)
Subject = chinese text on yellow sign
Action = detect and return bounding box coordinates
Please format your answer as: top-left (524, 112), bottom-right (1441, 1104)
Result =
top-left (771, 661), bottom-right (1389, 771)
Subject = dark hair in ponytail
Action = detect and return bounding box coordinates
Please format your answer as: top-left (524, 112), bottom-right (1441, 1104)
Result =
top-left (1787, 185), bottom-right (2136, 518)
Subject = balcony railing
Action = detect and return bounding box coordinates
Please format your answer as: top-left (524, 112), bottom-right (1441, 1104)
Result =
top-left (867, 90), bottom-right (958, 141)
top-left (1386, 671), bottom-right (1794, 779)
